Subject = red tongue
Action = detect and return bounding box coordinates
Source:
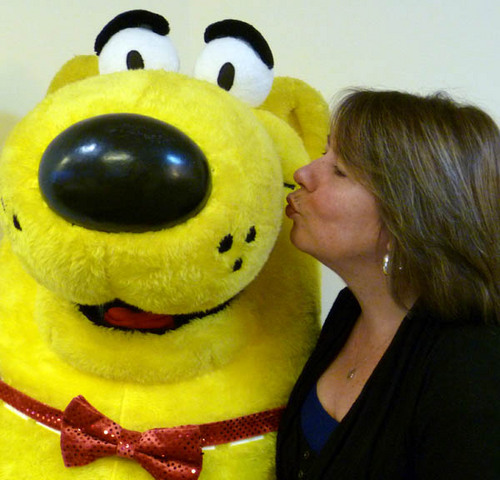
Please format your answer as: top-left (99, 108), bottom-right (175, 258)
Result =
top-left (104, 307), bottom-right (175, 330)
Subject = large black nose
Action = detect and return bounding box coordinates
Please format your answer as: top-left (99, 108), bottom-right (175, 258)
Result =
top-left (38, 114), bottom-right (211, 233)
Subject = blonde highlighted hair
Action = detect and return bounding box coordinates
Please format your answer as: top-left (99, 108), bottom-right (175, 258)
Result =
top-left (331, 89), bottom-right (499, 324)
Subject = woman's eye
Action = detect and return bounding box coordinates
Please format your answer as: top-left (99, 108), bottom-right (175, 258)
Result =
top-left (334, 165), bottom-right (347, 177)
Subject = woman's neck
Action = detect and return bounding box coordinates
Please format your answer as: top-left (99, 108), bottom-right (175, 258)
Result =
top-left (345, 266), bottom-right (415, 341)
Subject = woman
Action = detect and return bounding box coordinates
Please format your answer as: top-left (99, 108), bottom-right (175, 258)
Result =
top-left (277, 90), bottom-right (500, 479)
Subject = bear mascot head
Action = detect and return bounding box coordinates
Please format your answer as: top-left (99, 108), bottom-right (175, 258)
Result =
top-left (0, 10), bottom-right (328, 480)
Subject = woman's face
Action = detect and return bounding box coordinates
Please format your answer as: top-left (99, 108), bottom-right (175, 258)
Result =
top-left (286, 142), bottom-right (388, 276)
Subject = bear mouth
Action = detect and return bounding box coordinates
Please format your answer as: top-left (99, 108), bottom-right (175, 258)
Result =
top-left (78, 298), bottom-right (232, 334)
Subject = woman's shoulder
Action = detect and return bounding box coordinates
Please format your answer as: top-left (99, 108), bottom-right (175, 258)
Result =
top-left (408, 300), bottom-right (500, 363)
top-left (430, 321), bottom-right (500, 364)
top-left (419, 319), bottom-right (500, 400)
top-left (389, 303), bottom-right (500, 408)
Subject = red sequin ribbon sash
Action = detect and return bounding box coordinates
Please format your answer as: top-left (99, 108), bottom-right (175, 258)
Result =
top-left (0, 379), bottom-right (284, 480)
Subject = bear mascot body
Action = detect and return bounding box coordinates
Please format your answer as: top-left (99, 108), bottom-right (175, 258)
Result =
top-left (0, 10), bottom-right (328, 480)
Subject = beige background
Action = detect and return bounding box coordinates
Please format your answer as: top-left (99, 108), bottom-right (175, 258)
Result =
top-left (1, 0), bottom-right (498, 319)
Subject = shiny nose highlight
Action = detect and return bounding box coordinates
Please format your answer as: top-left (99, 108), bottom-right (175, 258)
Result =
top-left (38, 113), bottom-right (211, 233)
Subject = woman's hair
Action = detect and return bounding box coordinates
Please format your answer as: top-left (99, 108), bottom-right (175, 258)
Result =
top-left (331, 89), bottom-right (499, 324)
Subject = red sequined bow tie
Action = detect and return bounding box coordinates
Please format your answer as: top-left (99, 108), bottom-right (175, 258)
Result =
top-left (62, 395), bottom-right (203, 479)
top-left (0, 380), bottom-right (284, 480)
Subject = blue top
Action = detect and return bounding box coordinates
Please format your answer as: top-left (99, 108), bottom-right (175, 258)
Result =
top-left (300, 384), bottom-right (339, 453)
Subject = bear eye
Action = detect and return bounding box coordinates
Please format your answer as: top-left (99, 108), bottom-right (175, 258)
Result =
top-left (95, 11), bottom-right (179, 75)
top-left (194, 20), bottom-right (274, 107)
top-left (97, 28), bottom-right (179, 75)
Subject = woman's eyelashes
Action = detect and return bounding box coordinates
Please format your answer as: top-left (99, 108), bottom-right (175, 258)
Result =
top-left (333, 165), bottom-right (347, 177)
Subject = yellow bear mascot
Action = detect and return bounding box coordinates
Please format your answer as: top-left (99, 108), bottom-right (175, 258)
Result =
top-left (0, 10), bottom-right (328, 480)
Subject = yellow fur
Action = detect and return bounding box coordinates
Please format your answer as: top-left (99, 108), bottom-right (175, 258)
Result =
top-left (0, 30), bottom-right (328, 480)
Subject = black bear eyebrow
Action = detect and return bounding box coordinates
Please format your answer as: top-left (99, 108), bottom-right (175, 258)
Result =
top-left (204, 19), bottom-right (274, 69)
top-left (95, 9), bottom-right (170, 55)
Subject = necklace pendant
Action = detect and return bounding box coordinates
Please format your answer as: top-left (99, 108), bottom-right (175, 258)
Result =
top-left (347, 368), bottom-right (356, 380)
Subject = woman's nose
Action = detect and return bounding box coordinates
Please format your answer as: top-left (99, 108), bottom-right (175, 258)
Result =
top-left (293, 156), bottom-right (320, 190)
top-left (293, 164), bottom-right (306, 187)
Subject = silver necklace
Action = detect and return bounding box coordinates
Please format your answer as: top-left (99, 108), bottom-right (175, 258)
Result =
top-left (345, 334), bottom-right (393, 380)
top-left (346, 368), bottom-right (357, 380)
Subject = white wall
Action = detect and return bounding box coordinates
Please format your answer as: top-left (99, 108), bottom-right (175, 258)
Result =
top-left (1, 0), bottom-right (498, 320)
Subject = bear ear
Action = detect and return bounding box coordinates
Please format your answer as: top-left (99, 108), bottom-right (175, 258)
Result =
top-left (47, 55), bottom-right (99, 95)
top-left (258, 76), bottom-right (329, 160)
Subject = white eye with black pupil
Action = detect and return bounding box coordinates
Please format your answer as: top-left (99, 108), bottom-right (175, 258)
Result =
top-left (98, 28), bottom-right (179, 75)
top-left (194, 21), bottom-right (274, 107)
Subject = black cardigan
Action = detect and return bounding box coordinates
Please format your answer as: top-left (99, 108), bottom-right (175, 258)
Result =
top-left (276, 288), bottom-right (500, 479)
